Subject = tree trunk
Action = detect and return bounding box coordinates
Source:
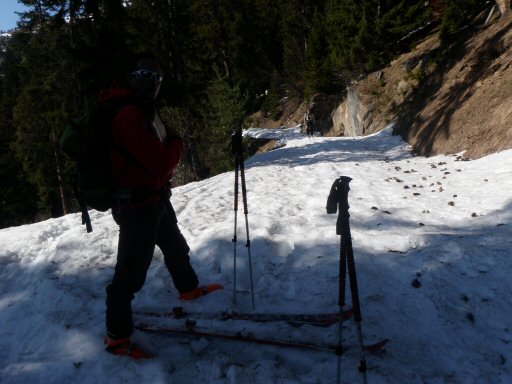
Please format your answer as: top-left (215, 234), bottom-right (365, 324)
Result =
top-left (51, 130), bottom-right (69, 215)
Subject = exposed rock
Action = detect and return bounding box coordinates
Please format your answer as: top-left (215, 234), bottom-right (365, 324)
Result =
top-left (329, 83), bottom-right (382, 137)
top-left (397, 80), bottom-right (409, 95)
top-left (496, 0), bottom-right (511, 16)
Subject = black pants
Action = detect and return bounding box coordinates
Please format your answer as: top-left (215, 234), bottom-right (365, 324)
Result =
top-left (306, 122), bottom-right (314, 136)
top-left (106, 200), bottom-right (199, 338)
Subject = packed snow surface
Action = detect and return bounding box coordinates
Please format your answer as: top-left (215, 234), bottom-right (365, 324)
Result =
top-left (1, 126), bottom-right (511, 383)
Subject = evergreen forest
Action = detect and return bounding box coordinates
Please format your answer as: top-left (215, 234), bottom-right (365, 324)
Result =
top-left (0, 0), bottom-right (488, 228)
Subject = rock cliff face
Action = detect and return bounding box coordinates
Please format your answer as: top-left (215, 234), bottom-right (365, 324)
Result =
top-left (330, 85), bottom-right (376, 137)
top-left (332, 87), bottom-right (359, 137)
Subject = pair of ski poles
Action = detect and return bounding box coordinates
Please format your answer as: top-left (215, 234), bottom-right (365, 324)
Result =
top-left (230, 129), bottom-right (255, 309)
top-left (228, 136), bottom-right (368, 383)
top-left (327, 176), bottom-right (368, 384)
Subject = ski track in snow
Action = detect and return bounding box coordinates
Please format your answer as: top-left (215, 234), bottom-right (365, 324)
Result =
top-left (1, 126), bottom-right (511, 383)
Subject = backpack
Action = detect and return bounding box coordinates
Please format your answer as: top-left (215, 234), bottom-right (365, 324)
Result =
top-left (60, 100), bottom-right (131, 232)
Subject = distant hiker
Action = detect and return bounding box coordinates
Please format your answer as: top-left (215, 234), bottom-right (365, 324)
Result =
top-left (103, 54), bottom-right (223, 359)
top-left (304, 108), bottom-right (315, 137)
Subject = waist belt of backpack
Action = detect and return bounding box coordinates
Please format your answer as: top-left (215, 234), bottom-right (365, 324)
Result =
top-left (116, 187), bottom-right (161, 206)
top-left (77, 141), bottom-right (136, 233)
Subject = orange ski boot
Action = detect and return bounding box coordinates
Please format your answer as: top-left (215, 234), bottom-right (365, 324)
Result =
top-left (104, 335), bottom-right (153, 360)
top-left (179, 284), bottom-right (224, 300)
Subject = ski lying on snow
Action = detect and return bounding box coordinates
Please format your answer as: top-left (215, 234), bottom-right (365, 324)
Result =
top-left (134, 307), bottom-right (353, 327)
top-left (135, 321), bottom-right (388, 354)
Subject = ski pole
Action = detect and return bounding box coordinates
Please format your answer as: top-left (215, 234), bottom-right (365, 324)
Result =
top-left (232, 156), bottom-right (239, 306)
top-left (239, 156), bottom-right (255, 309)
top-left (327, 177), bottom-right (350, 383)
top-left (327, 176), bottom-right (367, 384)
top-left (337, 229), bottom-right (348, 384)
top-left (342, 220), bottom-right (367, 384)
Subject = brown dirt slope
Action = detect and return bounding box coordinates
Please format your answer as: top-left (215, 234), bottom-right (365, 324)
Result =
top-left (394, 16), bottom-right (512, 158)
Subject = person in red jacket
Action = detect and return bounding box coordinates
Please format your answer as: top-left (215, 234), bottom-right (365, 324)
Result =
top-left (103, 54), bottom-right (223, 359)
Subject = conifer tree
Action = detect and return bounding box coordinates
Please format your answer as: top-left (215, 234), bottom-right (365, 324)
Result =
top-left (0, 33), bottom-right (38, 227)
top-left (324, 0), bottom-right (361, 73)
top-left (305, 10), bottom-right (332, 93)
top-left (10, 27), bottom-right (70, 217)
top-left (440, 0), bottom-right (487, 41)
top-left (201, 68), bottom-right (248, 175)
top-left (279, 0), bottom-right (319, 81)
top-left (322, 0), bottom-right (428, 85)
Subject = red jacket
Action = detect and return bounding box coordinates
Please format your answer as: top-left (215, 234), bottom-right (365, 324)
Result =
top-left (100, 86), bottom-right (184, 204)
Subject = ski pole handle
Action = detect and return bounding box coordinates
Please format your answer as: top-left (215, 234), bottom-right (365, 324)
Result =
top-left (230, 129), bottom-right (243, 157)
top-left (326, 176), bottom-right (352, 235)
